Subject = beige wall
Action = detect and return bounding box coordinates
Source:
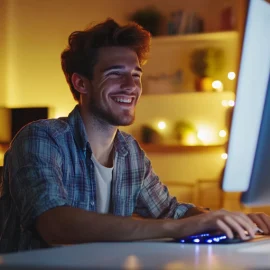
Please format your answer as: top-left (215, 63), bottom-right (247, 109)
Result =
top-left (2, 0), bottom-right (239, 113)
top-left (121, 92), bottom-right (235, 184)
top-left (0, 0), bottom-right (8, 106)
top-left (0, 0), bottom-right (241, 190)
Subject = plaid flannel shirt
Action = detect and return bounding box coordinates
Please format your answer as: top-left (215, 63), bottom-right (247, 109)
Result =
top-left (0, 105), bottom-right (194, 253)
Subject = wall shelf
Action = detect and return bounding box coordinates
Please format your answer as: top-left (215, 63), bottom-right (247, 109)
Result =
top-left (140, 143), bottom-right (226, 153)
top-left (142, 90), bottom-right (235, 97)
top-left (152, 31), bottom-right (239, 44)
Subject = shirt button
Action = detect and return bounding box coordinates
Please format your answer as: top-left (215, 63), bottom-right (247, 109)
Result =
top-left (90, 201), bottom-right (95, 206)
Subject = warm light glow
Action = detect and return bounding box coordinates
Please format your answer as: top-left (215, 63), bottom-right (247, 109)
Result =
top-left (219, 130), bottom-right (227, 138)
top-left (49, 106), bottom-right (74, 118)
top-left (221, 100), bottom-right (228, 107)
top-left (123, 255), bottom-right (142, 269)
top-left (197, 127), bottom-right (215, 144)
top-left (228, 100), bottom-right (235, 107)
top-left (221, 100), bottom-right (235, 107)
top-left (212, 80), bottom-right (223, 92)
top-left (228, 72), bottom-right (236, 80)
top-left (221, 153), bottom-right (228, 160)
top-left (185, 133), bottom-right (198, 145)
top-left (157, 121), bottom-right (166, 130)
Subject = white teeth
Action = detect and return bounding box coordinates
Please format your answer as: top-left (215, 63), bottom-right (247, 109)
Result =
top-left (113, 97), bottom-right (132, 103)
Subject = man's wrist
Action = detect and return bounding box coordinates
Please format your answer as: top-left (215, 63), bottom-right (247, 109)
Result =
top-left (183, 206), bottom-right (210, 218)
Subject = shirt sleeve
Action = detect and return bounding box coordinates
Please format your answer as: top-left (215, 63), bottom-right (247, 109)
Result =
top-left (7, 123), bottom-right (69, 230)
top-left (134, 152), bottom-right (195, 219)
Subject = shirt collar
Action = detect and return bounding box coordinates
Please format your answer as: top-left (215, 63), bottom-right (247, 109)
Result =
top-left (67, 105), bottom-right (89, 151)
top-left (114, 130), bottom-right (129, 157)
top-left (67, 105), bottom-right (129, 157)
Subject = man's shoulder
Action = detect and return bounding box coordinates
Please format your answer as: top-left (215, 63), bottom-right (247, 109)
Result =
top-left (13, 118), bottom-right (70, 140)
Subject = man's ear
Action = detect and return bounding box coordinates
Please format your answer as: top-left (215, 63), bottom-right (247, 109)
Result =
top-left (71, 73), bottom-right (89, 94)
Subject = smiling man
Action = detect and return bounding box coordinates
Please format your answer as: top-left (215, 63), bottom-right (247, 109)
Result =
top-left (1, 19), bottom-right (270, 253)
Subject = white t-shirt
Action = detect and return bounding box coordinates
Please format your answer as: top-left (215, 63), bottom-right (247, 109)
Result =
top-left (91, 154), bottom-right (114, 214)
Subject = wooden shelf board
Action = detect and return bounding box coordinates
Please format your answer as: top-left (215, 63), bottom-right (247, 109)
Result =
top-left (142, 91), bottom-right (235, 97)
top-left (152, 31), bottom-right (239, 44)
top-left (139, 143), bottom-right (226, 153)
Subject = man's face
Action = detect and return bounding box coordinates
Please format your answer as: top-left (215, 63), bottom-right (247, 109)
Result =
top-left (87, 46), bottom-right (142, 126)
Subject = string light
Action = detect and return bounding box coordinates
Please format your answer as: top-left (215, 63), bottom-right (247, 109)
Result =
top-left (212, 80), bottom-right (223, 92)
top-left (228, 72), bottom-right (236, 80)
top-left (221, 100), bottom-right (235, 107)
top-left (228, 100), bottom-right (235, 107)
top-left (221, 100), bottom-right (228, 107)
top-left (219, 130), bottom-right (227, 138)
top-left (221, 153), bottom-right (228, 160)
top-left (157, 121), bottom-right (166, 130)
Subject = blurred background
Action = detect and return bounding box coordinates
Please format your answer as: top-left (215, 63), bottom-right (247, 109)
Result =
top-left (2, 0), bottom-right (267, 213)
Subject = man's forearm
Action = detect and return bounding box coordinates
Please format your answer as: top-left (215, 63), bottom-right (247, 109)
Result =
top-left (182, 206), bottom-right (210, 218)
top-left (36, 206), bottom-right (166, 245)
top-left (36, 206), bottom-right (206, 245)
top-left (36, 206), bottom-right (261, 245)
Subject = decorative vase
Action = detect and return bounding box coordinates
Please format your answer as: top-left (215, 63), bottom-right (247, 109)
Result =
top-left (195, 77), bottom-right (212, 92)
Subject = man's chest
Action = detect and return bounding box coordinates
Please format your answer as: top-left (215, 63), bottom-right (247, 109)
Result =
top-left (61, 154), bottom-right (144, 216)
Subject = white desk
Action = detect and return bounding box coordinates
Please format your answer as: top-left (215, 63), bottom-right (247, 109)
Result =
top-left (0, 237), bottom-right (269, 269)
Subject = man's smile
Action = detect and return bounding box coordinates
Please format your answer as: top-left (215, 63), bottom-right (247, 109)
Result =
top-left (110, 95), bottom-right (136, 108)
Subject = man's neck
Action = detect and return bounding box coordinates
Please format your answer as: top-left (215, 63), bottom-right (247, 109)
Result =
top-left (79, 106), bottom-right (117, 167)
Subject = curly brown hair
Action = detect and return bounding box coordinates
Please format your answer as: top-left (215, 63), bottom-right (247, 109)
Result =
top-left (61, 18), bottom-right (151, 101)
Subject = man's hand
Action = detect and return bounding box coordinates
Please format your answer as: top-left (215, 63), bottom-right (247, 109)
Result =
top-left (247, 212), bottom-right (270, 234)
top-left (182, 208), bottom-right (270, 239)
top-left (183, 209), bottom-right (259, 240)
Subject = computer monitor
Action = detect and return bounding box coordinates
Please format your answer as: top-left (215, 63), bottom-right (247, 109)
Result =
top-left (222, 0), bottom-right (270, 206)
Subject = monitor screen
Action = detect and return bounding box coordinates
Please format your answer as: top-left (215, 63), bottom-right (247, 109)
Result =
top-left (222, 0), bottom-right (270, 206)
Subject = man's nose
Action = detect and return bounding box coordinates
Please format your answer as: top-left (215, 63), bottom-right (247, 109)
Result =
top-left (121, 74), bottom-right (137, 91)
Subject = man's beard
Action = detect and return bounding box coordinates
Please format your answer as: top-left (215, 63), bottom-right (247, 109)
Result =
top-left (89, 99), bottom-right (135, 127)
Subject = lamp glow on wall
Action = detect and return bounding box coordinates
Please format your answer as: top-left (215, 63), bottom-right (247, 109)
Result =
top-left (185, 133), bottom-right (198, 145)
top-left (155, 120), bottom-right (228, 146)
top-left (196, 126), bottom-right (228, 145)
top-left (196, 125), bottom-right (219, 145)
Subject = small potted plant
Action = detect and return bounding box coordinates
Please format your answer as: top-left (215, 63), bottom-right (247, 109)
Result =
top-left (190, 47), bottom-right (225, 92)
top-left (174, 120), bottom-right (197, 145)
top-left (141, 125), bottom-right (161, 144)
top-left (129, 6), bottom-right (163, 36)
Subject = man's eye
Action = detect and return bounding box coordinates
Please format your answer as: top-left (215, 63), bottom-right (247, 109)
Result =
top-left (108, 72), bottom-right (121, 76)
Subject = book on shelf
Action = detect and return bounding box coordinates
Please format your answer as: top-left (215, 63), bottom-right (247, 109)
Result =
top-left (168, 10), bottom-right (204, 35)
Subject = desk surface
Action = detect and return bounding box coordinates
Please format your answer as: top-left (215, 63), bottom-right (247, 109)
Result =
top-left (0, 237), bottom-right (270, 270)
